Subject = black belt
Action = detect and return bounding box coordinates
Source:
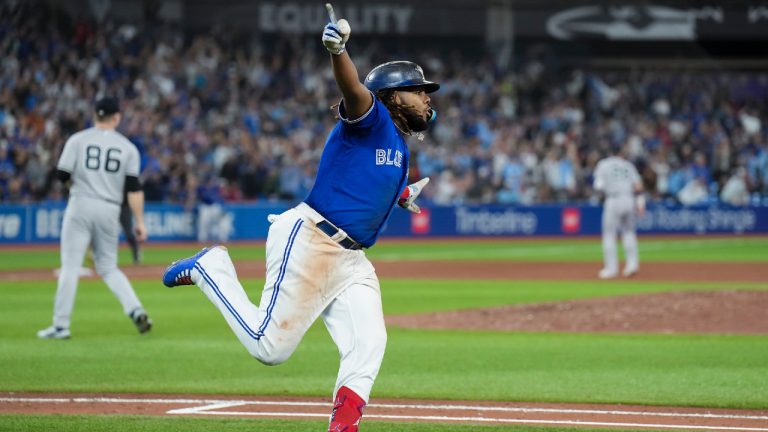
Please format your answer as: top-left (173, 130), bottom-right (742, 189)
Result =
top-left (316, 220), bottom-right (363, 250)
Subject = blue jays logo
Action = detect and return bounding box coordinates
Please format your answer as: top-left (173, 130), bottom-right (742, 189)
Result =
top-left (376, 149), bottom-right (403, 168)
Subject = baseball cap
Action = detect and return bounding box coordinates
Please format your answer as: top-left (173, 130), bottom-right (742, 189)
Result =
top-left (94, 97), bottom-right (120, 116)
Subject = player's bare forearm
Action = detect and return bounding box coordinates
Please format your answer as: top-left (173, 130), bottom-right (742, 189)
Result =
top-left (330, 49), bottom-right (372, 119)
top-left (127, 191), bottom-right (147, 241)
top-left (127, 191), bottom-right (144, 223)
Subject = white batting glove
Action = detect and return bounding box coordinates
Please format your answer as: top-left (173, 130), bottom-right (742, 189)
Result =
top-left (322, 19), bottom-right (350, 55)
top-left (398, 177), bottom-right (430, 214)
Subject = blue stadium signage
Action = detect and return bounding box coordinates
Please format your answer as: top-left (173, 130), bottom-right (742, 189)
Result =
top-left (0, 203), bottom-right (765, 243)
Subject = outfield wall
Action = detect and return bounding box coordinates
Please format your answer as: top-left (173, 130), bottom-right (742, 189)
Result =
top-left (0, 202), bottom-right (765, 243)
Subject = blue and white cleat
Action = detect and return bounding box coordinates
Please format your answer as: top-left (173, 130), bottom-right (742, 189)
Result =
top-left (163, 247), bottom-right (213, 287)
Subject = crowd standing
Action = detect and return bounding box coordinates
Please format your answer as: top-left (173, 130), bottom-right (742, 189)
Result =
top-left (2, 3), bottom-right (767, 207)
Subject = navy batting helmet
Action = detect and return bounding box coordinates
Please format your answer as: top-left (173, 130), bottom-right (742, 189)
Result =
top-left (364, 61), bottom-right (440, 94)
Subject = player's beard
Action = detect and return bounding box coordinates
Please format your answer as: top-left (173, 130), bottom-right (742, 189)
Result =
top-left (401, 106), bottom-right (429, 132)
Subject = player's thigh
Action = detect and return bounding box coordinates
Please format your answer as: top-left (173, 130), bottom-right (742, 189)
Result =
top-left (91, 204), bottom-right (121, 267)
top-left (617, 205), bottom-right (636, 233)
top-left (322, 271), bottom-right (386, 358)
top-left (602, 202), bottom-right (619, 233)
top-left (256, 212), bottom-right (347, 355)
top-left (623, 208), bottom-right (637, 232)
top-left (60, 207), bottom-right (92, 267)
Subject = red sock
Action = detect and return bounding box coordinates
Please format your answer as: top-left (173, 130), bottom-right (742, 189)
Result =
top-left (328, 386), bottom-right (366, 432)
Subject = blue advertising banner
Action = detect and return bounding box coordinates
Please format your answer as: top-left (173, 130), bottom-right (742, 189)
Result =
top-left (0, 205), bottom-right (28, 243)
top-left (382, 204), bottom-right (768, 237)
top-left (140, 203), bottom-right (291, 241)
top-left (0, 202), bottom-right (765, 243)
top-left (33, 205), bottom-right (63, 241)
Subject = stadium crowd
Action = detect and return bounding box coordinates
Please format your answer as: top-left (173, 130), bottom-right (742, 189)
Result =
top-left (1, 2), bottom-right (767, 207)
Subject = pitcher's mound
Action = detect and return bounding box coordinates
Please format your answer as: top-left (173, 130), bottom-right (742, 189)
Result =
top-left (387, 290), bottom-right (768, 334)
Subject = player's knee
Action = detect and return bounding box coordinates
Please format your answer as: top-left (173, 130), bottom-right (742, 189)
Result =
top-left (360, 325), bottom-right (387, 359)
top-left (250, 345), bottom-right (292, 366)
top-left (374, 326), bottom-right (388, 350)
top-left (253, 351), bottom-right (290, 366)
top-left (94, 262), bottom-right (118, 277)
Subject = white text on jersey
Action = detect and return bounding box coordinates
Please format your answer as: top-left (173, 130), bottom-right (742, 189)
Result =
top-left (375, 149), bottom-right (403, 168)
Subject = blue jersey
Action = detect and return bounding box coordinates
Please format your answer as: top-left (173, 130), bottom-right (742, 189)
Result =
top-left (305, 96), bottom-right (409, 248)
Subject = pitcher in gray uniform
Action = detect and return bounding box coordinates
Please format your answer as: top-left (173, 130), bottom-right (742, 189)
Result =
top-left (592, 147), bottom-right (646, 279)
top-left (38, 97), bottom-right (152, 339)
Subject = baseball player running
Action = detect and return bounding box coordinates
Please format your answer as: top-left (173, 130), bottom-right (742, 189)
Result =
top-left (38, 97), bottom-right (152, 339)
top-left (162, 5), bottom-right (436, 431)
top-left (593, 146), bottom-right (645, 279)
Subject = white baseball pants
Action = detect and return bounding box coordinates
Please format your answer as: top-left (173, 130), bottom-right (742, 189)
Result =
top-left (601, 196), bottom-right (639, 274)
top-left (191, 204), bottom-right (386, 402)
top-left (53, 196), bottom-right (146, 329)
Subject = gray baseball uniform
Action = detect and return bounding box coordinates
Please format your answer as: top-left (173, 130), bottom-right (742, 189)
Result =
top-left (593, 156), bottom-right (642, 277)
top-left (49, 127), bottom-right (147, 330)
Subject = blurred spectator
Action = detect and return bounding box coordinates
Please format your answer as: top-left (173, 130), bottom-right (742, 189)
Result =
top-left (720, 168), bottom-right (750, 206)
top-left (142, 166), bottom-right (167, 202)
top-left (677, 176), bottom-right (709, 206)
top-left (195, 174), bottom-right (232, 243)
top-left (1, 1), bottom-right (766, 208)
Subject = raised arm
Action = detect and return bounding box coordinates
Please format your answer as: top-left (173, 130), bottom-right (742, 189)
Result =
top-left (322, 4), bottom-right (372, 119)
top-left (330, 52), bottom-right (372, 119)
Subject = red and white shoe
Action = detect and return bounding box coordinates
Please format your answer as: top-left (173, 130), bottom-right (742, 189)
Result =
top-left (328, 386), bottom-right (366, 432)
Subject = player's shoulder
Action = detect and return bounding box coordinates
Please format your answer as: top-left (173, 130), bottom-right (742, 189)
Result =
top-left (338, 91), bottom-right (389, 129)
top-left (595, 157), bottom-right (610, 168)
top-left (67, 127), bottom-right (95, 143)
top-left (620, 157), bottom-right (637, 168)
top-left (106, 130), bottom-right (138, 150)
top-left (115, 130), bottom-right (135, 145)
top-left (605, 156), bottom-right (627, 165)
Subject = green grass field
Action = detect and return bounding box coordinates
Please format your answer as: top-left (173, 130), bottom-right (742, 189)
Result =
top-left (1, 236), bottom-right (766, 271)
top-left (1, 237), bottom-right (766, 431)
top-left (0, 415), bottom-right (645, 432)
